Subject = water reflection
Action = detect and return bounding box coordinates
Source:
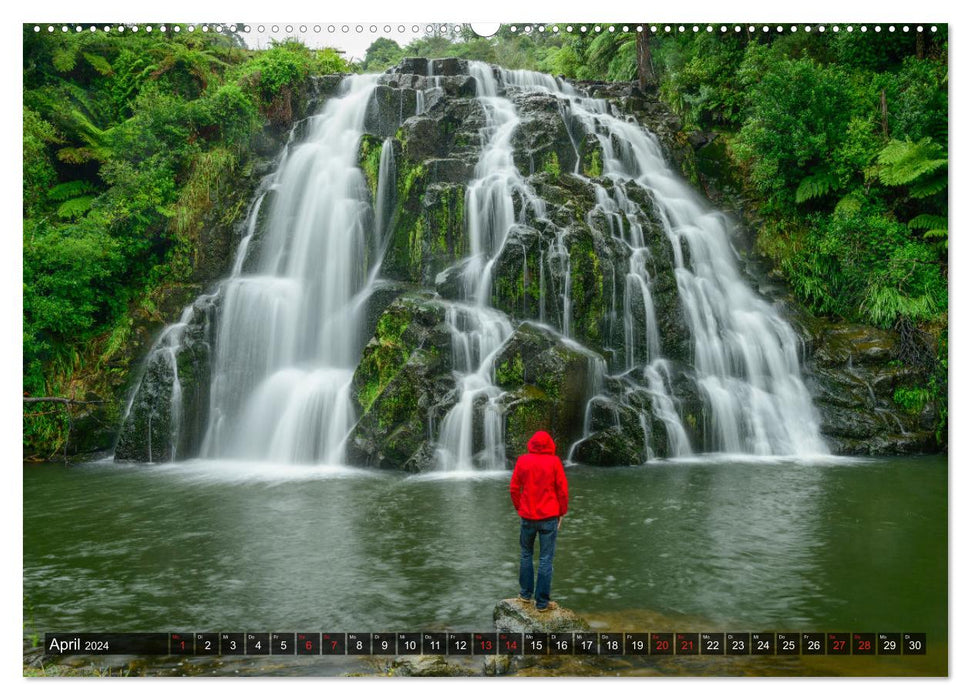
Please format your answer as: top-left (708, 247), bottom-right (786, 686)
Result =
top-left (24, 457), bottom-right (945, 646)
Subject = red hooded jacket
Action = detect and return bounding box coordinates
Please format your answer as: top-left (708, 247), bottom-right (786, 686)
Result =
top-left (510, 431), bottom-right (569, 520)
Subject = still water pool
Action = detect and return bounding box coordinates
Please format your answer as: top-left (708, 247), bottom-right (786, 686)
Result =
top-left (23, 455), bottom-right (947, 674)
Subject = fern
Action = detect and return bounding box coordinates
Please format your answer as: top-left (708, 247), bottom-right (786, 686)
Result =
top-left (53, 109), bottom-right (113, 164)
top-left (908, 214), bottom-right (948, 246)
top-left (56, 195), bottom-right (95, 220)
top-left (834, 192), bottom-right (863, 215)
top-left (47, 180), bottom-right (97, 202)
top-left (55, 146), bottom-right (99, 165)
top-left (908, 176), bottom-right (947, 199)
top-left (908, 214), bottom-right (948, 232)
top-left (876, 137), bottom-right (947, 187)
top-left (861, 283), bottom-right (939, 328)
top-left (51, 45), bottom-right (79, 73)
top-left (83, 52), bottom-right (114, 76)
top-left (795, 171), bottom-right (837, 204)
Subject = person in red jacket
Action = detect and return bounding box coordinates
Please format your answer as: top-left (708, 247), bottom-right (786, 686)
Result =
top-left (509, 430), bottom-right (569, 611)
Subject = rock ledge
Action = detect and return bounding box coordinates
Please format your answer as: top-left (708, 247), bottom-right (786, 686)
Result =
top-left (493, 598), bottom-right (591, 633)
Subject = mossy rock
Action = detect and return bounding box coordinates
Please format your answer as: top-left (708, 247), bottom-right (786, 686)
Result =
top-left (811, 324), bottom-right (898, 366)
top-left (510, 92), bottom-right (578, 178)
top-left (572, 427), bottom-right (644, 466)
top-left (114, 300), bottom-right (215, 462)
top-left (494, 322), bottom-right (600, 459)
top-left (349, 293), bottom-right (455, 470)
top-left (364, 84), bottom-right (418, 138)
top-left (490, 225), bottom-right (545, 321)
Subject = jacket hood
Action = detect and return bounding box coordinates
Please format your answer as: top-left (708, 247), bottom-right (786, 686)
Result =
top-left (527, 431), bottom-right (556, 455)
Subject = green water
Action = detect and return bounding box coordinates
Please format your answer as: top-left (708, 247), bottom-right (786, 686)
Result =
top-left (23, 455), bottom-right (946, 674)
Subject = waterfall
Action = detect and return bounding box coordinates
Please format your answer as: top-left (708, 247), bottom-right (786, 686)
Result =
top-left (199, 74), bottom-right (382, 464)
top-left (433, 62), bottom-right (536, 471)
top-left (370, 137), bottom-right (396, 278)
top-left (116, 60), bottom-right (828, 468)
top-left (498, 69), bottom-right (828, 457)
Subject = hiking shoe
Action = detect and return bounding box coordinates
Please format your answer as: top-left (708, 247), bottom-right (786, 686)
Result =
top-left (518, 595), bottom-right (532, 603)
top-left (536, 601), bottom-right (558, 612)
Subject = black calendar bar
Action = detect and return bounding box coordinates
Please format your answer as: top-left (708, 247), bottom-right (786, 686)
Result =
top-left (45, 633), bottom-right (170, 655)
top-left (42, 632), bottom-right (927, 656)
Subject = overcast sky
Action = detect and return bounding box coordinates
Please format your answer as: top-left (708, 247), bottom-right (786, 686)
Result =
top-left (240, 22), bottom-right (480, 63)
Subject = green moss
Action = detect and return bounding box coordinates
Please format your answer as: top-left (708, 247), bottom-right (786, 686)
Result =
top-left (494, 353), bottom-right (525, 388)
top-left (583, 146), bottom-right (602, 178)
top-left (356, 305), bottom-right (413, 412)
top-left (383, 157), bottom-right (428, 281)
top-left (399, 161), bottom-right (426, 200)
top-left (893, 386), bottom-right (931, 415)
top-left (409, 217), bottom-right (425, 272)
top-left (543, 151), bottom-right (561, 179)
top-left (430, 185), bottom-right (464, 257)
top-left (377, 376), bottom-right (417, 430)
top-left (492, 236), bottom-right (544, 319)
top-left (569, 235), bottom-right (605, 346)
top-left (358, 135), bottom-right (384, 199)
top-left (533, 354), bottom-right (567, 401)
top-left (505, 390), bottom-right (553, 450)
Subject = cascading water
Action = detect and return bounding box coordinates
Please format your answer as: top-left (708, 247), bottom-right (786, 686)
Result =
top-left (497, 69), bottom-right (827, 457)
top-left (200, 74), bottom-right (382, 464)
top-left (433, 62), bottom-right (539, 471)
top-left (117, 59), bottom-right (828, 468)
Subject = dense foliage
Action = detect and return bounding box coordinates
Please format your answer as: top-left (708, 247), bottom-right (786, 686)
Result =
top-left (648, 29), bottom-right (948, 443)
top-left (23, 27), bottom-right (352, 455)
top-left (24, 24), bottom-right (948, 455)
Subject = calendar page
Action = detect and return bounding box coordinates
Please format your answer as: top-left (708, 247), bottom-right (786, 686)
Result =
top-left (21, 7), bottom-right (951, 683)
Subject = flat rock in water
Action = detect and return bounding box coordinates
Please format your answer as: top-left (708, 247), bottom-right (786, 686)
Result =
top-left (388, 655), bottom-right (476, 677)
top-left (493, 598), bottom-right (591, 633)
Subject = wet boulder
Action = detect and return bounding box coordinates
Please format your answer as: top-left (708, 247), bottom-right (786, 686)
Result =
top-left (493, 598), bottom-right (590, 633)
top-left (348, 293), bottom-right (455, 471)
top-left (494, 322), bottom-right (601, 460)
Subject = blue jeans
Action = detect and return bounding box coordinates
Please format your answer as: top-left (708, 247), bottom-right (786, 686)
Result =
top-left (519, 517), bottom-right (558, 609)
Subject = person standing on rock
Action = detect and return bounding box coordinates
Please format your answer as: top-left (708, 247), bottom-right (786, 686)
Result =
top-left (509, 430), bottom-right (569, 612)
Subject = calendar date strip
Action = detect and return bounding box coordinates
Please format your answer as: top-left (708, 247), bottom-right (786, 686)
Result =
top-left (44, 632), bottom-right (927, 656)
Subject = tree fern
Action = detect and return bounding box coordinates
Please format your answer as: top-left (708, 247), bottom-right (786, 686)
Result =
top-left (908, 214), bottom-right (948, 232)
top-left (51, 44), bottom-right (80, 73)
top-left (82, 52), bottom-right (114, 76)
top-left (54, 109), bottom-right (113, 164)
top-left (795, 170), bottom-right (837, 204)
top-left (56, 195), bottom-right (95, 220)
top-left (834, 192), bottom-right (864, 215)
top-left (47, 180), bottom-right (97, 202)
top-left (908, 175), bottom-right (947, 199)
top-left (876, 137), bottom-right (947, 187)
top-left (908, 214), bottom-right (948, 244)
top-left (861, 283), bottom-right (938, 328)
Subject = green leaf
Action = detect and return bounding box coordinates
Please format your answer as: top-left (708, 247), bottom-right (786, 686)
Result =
top-left (908, 176), bottom-right (947, 198)
top-left (51, 46), bottom-right (79, 73)
top-left (55, 146), bottom-right (98, 164)
top-left (907, 214), bottom-right (948, 232)
top-left (834, 192), bottom-right (863, 215)
top-left (56, 195), bottom-right (95, 220)
top-left (82, 52), bottom-right (114, 76)
top-left (47, 180), bottom-right (97, 202)
top-left (795, 171), bottom-right (836, 204)
top-left (876, 137), bottom-right (947, 187)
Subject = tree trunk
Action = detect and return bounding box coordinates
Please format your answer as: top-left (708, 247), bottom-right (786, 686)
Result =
top-left (636, 30), bottom-right (657, 90)
top-left (880, 89), bottom-right (889, 140)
